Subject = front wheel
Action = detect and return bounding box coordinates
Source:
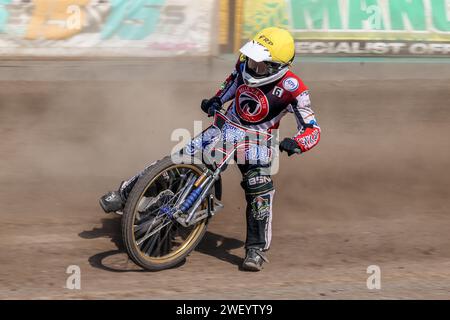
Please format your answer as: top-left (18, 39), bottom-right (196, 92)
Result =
top-left (121, 156), bottom-right (209, 271)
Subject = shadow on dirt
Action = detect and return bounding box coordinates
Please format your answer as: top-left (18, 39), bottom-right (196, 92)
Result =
top-left (79, 217), bottom-right (244, 272)
top-left (195, 232), bottom-right (244, 267)
top-left (79, 217), bottom-right (124, 250)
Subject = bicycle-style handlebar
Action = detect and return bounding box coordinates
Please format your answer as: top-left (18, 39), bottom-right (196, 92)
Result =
top-left (211, 109), bottom-right (302, 155)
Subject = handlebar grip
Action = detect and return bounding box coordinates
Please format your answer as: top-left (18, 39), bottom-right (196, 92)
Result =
top-left (209, 106), bottom-right (225, 117)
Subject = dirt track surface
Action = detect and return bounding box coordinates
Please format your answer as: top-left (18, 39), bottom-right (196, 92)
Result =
top-left (1, 58), bottom-right (450, 299)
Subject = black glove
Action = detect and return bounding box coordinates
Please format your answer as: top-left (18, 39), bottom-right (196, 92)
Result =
top-left (201, 96), bottom-right (222, 117)
top-left (279, 138), bottom-right (301, 156)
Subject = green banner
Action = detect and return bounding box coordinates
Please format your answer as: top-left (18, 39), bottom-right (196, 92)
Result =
top-left (242, 0), bottom-right (450, 56)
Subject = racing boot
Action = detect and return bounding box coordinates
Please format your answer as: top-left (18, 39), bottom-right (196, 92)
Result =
top-left (99, 190), bottom-right (125, 213)
top-left (99, 178), bottom-right (139, 214)
top-left (242, 248), bottom-right (269, 271)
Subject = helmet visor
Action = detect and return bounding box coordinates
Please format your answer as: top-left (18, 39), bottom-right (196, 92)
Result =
top-left (246, 58), bottom-right (284, 78)
top-left (247, 58), bottom-right (268, 76)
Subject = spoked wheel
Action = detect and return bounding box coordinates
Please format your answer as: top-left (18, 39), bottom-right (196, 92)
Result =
top-left (121, 157), bottom-right (209, 271)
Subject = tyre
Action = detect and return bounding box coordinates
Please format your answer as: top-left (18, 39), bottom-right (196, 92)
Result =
top-left (121, 156), bottom-right (209, 271)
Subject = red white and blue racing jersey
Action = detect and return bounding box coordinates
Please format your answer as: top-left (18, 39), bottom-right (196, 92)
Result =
top-left (214, 58), bottom-right (321, 153)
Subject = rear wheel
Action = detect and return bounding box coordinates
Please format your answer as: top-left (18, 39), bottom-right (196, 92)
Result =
top-left (122, 156), bottom-right (208, 271)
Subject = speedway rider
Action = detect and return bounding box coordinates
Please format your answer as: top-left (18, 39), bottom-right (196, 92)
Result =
top-left (100, 27), bottom-right (321, 271)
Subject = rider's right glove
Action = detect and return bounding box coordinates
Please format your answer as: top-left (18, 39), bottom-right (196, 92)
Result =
top-left (201, 96), bottom-right (222, 117)
top-left (279, 138), bottom-right (301, 157)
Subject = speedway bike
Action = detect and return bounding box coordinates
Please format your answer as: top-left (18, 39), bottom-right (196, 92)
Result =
top-left (119, 110), bottom-right (289, 271)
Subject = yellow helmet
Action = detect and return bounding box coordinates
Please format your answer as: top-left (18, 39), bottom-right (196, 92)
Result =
top-left (253, 27), bottom-right (295, 64)
top-left (240, 27), bottom-right (295, 87)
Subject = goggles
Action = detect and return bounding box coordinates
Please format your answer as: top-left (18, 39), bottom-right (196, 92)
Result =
top-left (246, 57), bottom-right (286, 78)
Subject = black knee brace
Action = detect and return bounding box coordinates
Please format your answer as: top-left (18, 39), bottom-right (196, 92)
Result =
top-left (241, 168), bottom-right (274, 196)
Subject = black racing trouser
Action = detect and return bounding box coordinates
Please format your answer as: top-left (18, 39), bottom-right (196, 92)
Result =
top-left (238, 163), bottom-right (274, 251)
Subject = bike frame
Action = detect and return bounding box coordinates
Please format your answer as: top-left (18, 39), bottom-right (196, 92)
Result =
top-left (171, 110), bottom-right (276, 226)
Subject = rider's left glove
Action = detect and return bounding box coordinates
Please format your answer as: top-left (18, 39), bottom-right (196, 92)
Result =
top-left (201, 96), bottom-right (223, 117)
